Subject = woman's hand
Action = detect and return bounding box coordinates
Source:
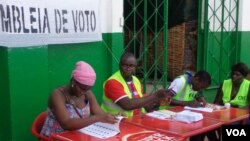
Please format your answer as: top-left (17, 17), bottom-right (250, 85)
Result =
top-left (97, 113), bottom-right (118, 124)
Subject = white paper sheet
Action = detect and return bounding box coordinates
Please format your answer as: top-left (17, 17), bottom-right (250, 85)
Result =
top-left (79, 116), bottom-right (124, 139)
top-left (184, 106), bottom-right (213, 112)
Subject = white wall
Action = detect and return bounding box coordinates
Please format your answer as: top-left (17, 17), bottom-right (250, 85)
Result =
top-left (207, 0), bottom-right (237, 31)
top-left (99, 0), bottom-right (250, 32)
top-left (100, 0), bottom-right (123, 33)
top-left (238, 0), bottom-right (250, 31)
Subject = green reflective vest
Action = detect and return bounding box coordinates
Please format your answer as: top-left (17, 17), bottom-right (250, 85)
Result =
top-left (172, 75), bottom-right (197, 101)
top-left (222, 79), bottom-right (250, 107)
top-left (101, 71), bottom-right (146, 117)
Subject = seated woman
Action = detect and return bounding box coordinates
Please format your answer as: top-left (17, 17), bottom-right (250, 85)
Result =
top-left (40, 61), bottom-right (117, 137)
top-left (206, 62), bottom-right (250, 141)
top-left (214, 62), bottom-right (250, 109)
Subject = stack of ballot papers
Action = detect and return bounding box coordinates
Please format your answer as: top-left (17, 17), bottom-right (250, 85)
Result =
top-left (173, 110), bottom-right (203, 123)
top-left (146, 110), bottom-right (176, 120)
top-left (79, 116), bottom-right (124, 139)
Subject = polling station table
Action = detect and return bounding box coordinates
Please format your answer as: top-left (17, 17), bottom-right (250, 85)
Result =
top-left (169, 106), bottom-right (249, 125)
top-left (123, 110), bottom-right (222, 138)
top-left (50, 122), bottom-right (185, 141)
top-left (168, 106), bottom-right (249, 140)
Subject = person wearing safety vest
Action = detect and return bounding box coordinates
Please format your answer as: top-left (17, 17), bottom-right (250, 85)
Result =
top-left (209, 63), bottom-right (250, 141)
top-left (101, 52), bottom-right (172, 117)
top-left (167, 70), bottom-right (212, 107)
top-left (214, 62), bottom-right (250, 108)
top-left (166, 70), bottom-right (212, 141)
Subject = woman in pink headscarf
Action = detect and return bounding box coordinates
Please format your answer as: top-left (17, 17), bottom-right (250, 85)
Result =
top-left (40, 61), bottom-right (118, 137)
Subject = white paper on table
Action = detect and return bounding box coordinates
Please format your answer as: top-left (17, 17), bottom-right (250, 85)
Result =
top-left (184, 106), bottom-right (213, 112)
top-left (79, 116), bottom-right (124, 139)
top-left (146, 110), bottom-right (176, 120)
top-left (174, 110), bottom-right (203, 123)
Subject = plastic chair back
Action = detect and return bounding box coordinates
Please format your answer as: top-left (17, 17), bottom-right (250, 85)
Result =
top-left (31, 112), bottom-right (50, 141)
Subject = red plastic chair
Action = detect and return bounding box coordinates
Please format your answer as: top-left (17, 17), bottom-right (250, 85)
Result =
top-left (31, 111), bottom-right (50, 141)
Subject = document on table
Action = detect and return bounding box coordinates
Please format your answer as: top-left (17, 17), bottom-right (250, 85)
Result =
top-left (79, 116), bottom-right (124, 139)
top-left (184, 106), bottom-right (213, 112)
top-left (184, 103), bottom-right (226, 112)
top-left (146, 110), bottom-right (176, 120)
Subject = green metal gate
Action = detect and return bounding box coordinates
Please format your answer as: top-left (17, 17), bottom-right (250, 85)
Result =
top-left (122, 0), bottom-right (239, 93)
top-left (198, 0), bottom-right (239, 86)
top-left (123, 0), bottom-right (168, 93)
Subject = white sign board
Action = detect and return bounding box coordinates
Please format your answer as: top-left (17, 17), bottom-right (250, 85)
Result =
top-left (0, 0), bottom-right (101, 47)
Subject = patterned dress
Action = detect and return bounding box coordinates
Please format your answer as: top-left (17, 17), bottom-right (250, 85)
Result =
top-left (40, 99), bottom-right (90, 136)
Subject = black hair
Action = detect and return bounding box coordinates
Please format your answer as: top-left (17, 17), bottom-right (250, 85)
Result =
top-left (231, 62), bottom-right (249, 77)
top-left (194, 70), bottom-right (212, 85)
top-left (119, 52), bottom-right (136, 66)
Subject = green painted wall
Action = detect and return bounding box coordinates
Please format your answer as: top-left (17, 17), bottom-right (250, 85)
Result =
top-left (9, 46), bottom-right (49, 141)
top-left (0, 47), bottom-right (11, 140)
top-left (0, 33), bottom-right (123, 141)
top-left (239, 31), bottom-right (250, 66)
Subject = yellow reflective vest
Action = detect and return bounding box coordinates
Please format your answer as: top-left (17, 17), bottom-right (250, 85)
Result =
top-left (222, 79), bottom-right (250, 107)
top-left (101, 71), bottom-right (146, 117)
top-left (172, 75), bottom-right (197, 101)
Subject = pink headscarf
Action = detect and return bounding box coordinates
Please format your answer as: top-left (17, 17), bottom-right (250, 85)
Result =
top-left (72, 61), bottom-right (96, 86)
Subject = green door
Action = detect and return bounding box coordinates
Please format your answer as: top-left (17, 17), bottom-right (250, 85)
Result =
top-left (198, 0), bottom-right (239, 86)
